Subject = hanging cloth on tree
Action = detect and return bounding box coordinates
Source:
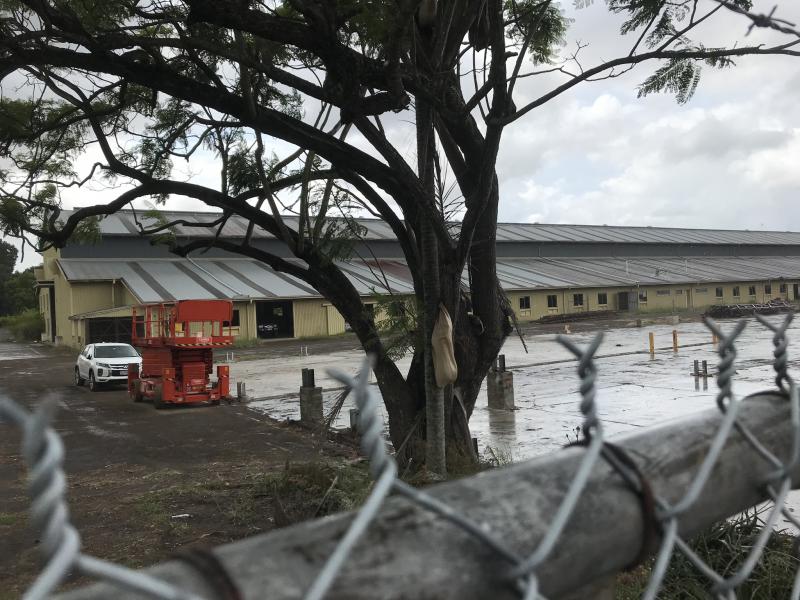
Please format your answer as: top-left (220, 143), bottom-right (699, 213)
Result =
top-left (432, 303), bottom-right (458, 387)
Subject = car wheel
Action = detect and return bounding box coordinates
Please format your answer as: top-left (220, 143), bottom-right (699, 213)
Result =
top-left (74, 368), bottom-right (85, 386)
top-left (88, 371), bottom-right (98, 392)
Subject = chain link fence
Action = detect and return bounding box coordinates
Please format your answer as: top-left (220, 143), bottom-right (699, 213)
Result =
top-left (3, 315), bottom-right (800, 599)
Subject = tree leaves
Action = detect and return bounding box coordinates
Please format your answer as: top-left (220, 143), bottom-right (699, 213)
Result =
top-left (637, 57), bottom-right (701, 104)
top-left (506, 1), bottom-right (571, 64)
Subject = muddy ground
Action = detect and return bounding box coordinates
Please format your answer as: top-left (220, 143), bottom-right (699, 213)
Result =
top-left (0, 312), bottom-right (707, 598)
top-left (0, 341), bottom-right (364, 599)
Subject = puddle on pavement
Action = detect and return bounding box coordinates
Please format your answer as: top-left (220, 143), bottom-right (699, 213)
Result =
top-left (244, 315), bottom-right (800, 529)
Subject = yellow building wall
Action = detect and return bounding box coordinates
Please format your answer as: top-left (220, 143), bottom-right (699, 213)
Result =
top-left (71, 282), bottom-right (115, 314)
top-left (508, 280), bottom-right (800, 322)
top-left (292, 299), bottom-right (332, 338)
top-left (230, 301), bottom-right (255, 340)
top-left (40, 247), bottom-right (60, 280)
top-left (509, 287), bottom-right (637, 322)
top-left (52, 267), bottom-right (73, 346)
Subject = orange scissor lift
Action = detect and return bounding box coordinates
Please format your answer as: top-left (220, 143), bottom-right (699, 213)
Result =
top-left (128, 300), bottom-right (233, 408)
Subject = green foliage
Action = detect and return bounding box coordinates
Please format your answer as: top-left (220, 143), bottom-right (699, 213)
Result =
top-left (314, 214), bottom-right (367, 262)
top-left (227, 146), bottom-right (264, 196)
top-left (637, 57), bottom-right (701, 104)
top-left (0, 241), bottom-right (34, 317)
top-left (63, 216), bottom-right (102, 245)
top-left (335, 0), bottom-right (398, 58)
top-left (0, 239), bottom-right (15, 282)
top-left (0, 199), bottom-right (28, 238)
top-left (0, 309), bottom-right (43, 340)
top-left (616, 509), bottom-right (800, 599)
top-left (140, 209), bottom-right (177, 248)
top-left (2, 267), bottom-right (36, 315)
top-left (572, 0), bottom-right (742, 104)
top-left (372, 293), bottom-right (419, 360)
top-left (506, 1), bottom-right (571, 64)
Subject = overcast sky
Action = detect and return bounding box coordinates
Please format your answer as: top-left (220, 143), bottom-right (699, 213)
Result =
top-left (3, 0), bottom-right (799, 270)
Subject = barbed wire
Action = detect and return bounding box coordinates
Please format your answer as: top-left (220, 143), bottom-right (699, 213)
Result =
top-left (3, 315), bottom-right (800, 599)
top-left (714, 0), bottom-right (800, 38)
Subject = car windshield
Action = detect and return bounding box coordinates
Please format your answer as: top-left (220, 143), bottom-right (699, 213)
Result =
top-left (94, 345), bottom-right (138, 358)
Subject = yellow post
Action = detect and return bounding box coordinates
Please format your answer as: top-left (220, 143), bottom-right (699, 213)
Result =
top-left (649, 332), bottom-right (655, 356)
top-left (672, 329), bottom-right (678, 353)
top-left (712, 333), bottom-right (718, 346)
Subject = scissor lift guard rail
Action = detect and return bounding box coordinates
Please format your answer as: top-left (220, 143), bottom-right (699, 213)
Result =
top-left (128, 300), bottom-right (233, 408)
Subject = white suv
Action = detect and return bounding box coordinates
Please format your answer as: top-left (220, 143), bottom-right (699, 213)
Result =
top-left (75, 343), bottom-right (142, 391)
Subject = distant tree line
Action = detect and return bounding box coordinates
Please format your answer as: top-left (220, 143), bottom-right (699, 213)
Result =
top-left (0, 239), bottom-right (37, 316)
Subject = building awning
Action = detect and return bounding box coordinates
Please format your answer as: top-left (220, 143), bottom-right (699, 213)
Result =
top-left (57, 258), bottom-right (416, 303)
top-left (69, 305), bottom-right (136, 320)
top-left (57, 255), bottom-right (800, 302)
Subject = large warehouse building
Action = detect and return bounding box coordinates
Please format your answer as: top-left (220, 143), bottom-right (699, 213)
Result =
top-left (35, 210), bottom-right (800, 348)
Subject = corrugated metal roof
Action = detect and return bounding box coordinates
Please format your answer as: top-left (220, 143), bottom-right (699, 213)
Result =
top-left (61, 209), bottom-right (800, 246)
top-left (58, 258), bottom-right (415, 302)
top-left (59, 255), bottom-right (800, 302)
top-left (491, 223), bottom-right (800, 245)
top-left (494, 256), bottom-right (800, 290)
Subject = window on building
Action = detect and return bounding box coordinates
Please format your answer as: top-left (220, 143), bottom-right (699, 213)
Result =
top-left (675, 289), bottom-right (683, 295)
top-left (223, 309), bottom-right (240, 328)
top-left (519, 296), bottom-right (531, 310)
top-left (656, 289), bottom-right (671, 296)
top-left (638, 290), bottom-right (648, 302)
top-left (781, 283), bottom-right (788, 294)
top-left (748, 285), bottom-right (756, 296)
top-left (733, 286), bottom-right (740, 297)
top-left (716, 287), bottom-right (724, 298)
top-left (765, 284), bottom-right (772, 295)
top-left (696, 288), bottom-right (708, 294)
top-left (573, 293), bottom-right (584, 307)
top-left (547, 294), bottom-right (558, 308)
top-left (597, 292), bottom-right (608, 305)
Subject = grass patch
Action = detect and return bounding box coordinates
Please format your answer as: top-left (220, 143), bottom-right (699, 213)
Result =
top-left (0, 512), bottom-right (19, 526)
top-left (0, 309), bottom-right (43, 341)
top-left (130, 460), bottom-right (372, 537)
top-left (616, 509), bottom-right (799, 599)
top-left (264, 461), bottom-right (373, 525)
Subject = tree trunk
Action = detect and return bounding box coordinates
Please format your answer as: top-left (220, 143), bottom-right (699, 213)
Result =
top-left (417, 97), bottom-right (447, 478)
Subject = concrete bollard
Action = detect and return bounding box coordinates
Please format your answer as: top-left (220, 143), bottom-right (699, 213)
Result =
top-left (649, 332), bottom-right (655, 356)
top-left (488, 370), bottom-right (515, 410)
top-left (300, 368), bottom-right (324, 426)
top-left (693, 360), bottom-right (699, 377)
top-left (497, 354), bottom-right (506, 372)
top-left (702, 360), bottom-right (709, 378)
top-left (349, 408), bottom-right (360, 431)
top-left (672, 329), bottom-right (678, 353)
top-left (236, 381), bottom-right (248, 402)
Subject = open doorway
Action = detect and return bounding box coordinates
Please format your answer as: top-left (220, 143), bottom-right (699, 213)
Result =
top-left (256, 300), bottom-right (294, 338)
top-left (617, 291), bottom-right (630, 311)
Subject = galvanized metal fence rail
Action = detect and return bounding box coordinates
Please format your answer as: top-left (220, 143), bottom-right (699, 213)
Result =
top-left (3, 315), bottom-right (800, 599)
